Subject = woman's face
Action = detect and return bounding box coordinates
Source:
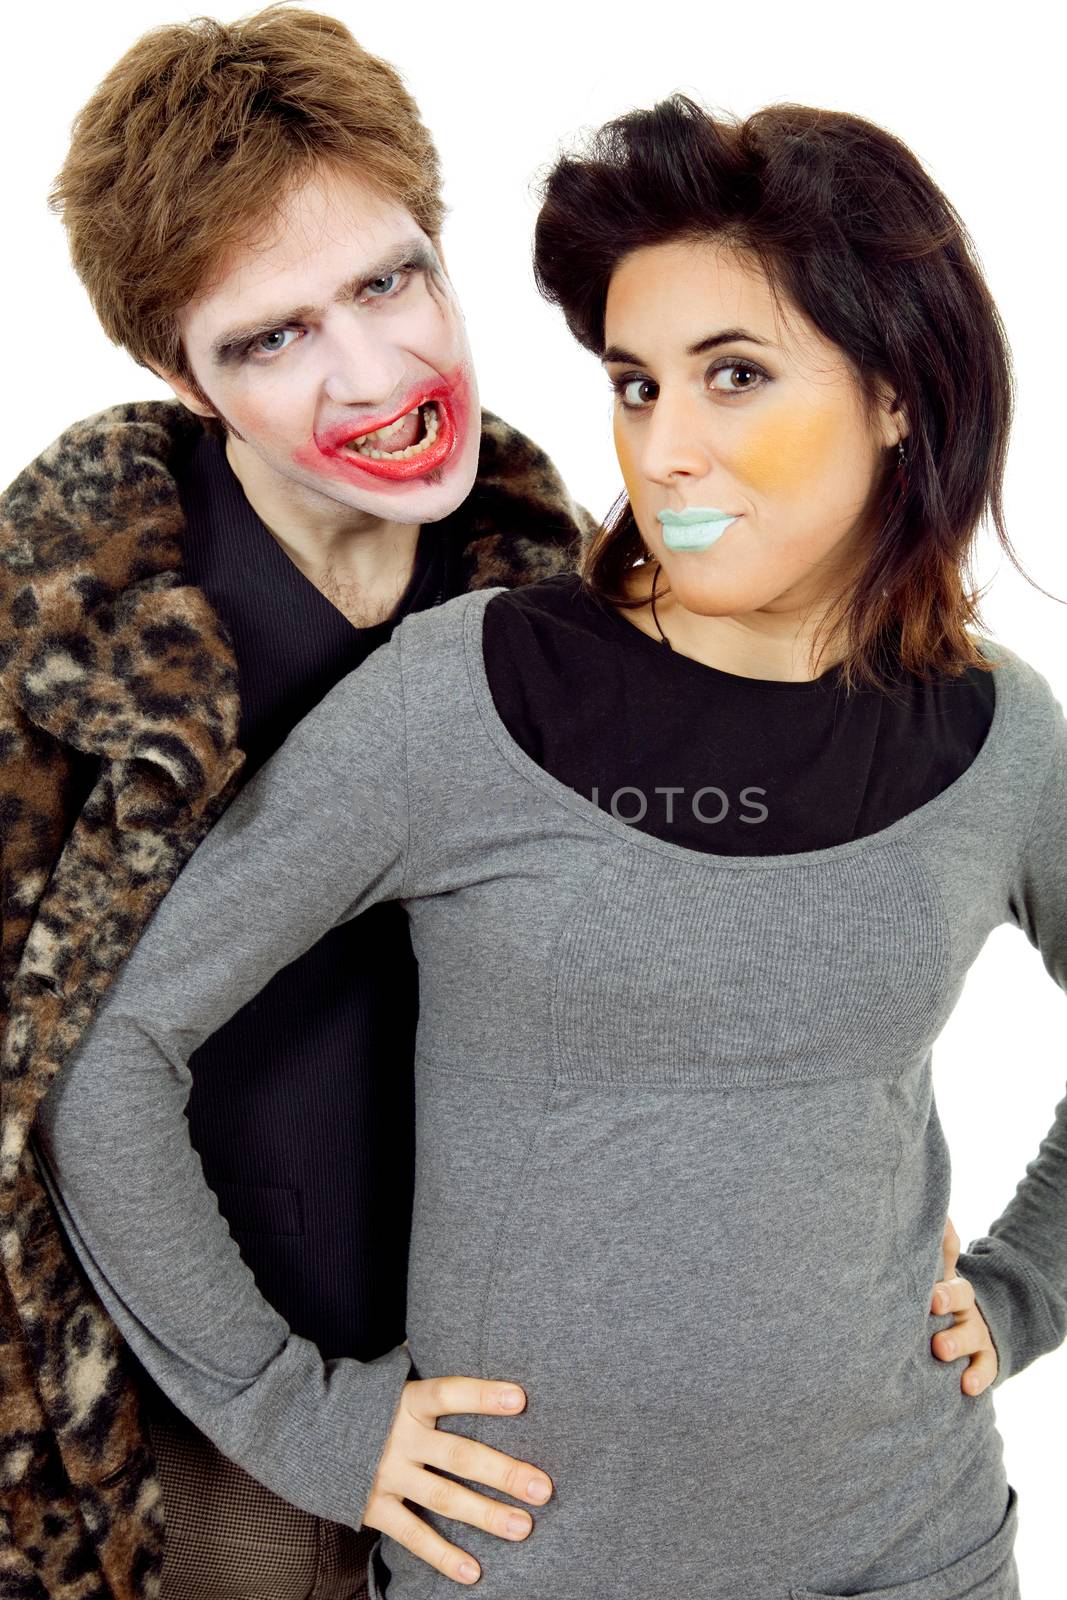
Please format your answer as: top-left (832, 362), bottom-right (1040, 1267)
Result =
top-left (602, 238), bottom-right (905, 619)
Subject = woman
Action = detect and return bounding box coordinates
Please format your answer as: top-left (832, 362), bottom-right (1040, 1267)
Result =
top-left (36, 97), bottom-right (1065, 1598)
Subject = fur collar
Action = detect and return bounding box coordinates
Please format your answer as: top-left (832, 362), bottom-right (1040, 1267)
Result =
top-left (0, 398), bottom-right (589, 795)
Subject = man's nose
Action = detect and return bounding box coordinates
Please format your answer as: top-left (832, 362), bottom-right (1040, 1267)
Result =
top-left (639, 384), bottom-right (715, 487)
top-left (320, 312), bottom-right (409, 410)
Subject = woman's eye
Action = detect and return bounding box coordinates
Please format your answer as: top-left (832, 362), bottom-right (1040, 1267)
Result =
top-left (617, 377), bottom-right (658, 408)
top-left (253, 328), bottom-right (300, 357)
top-left (709, 361), bottom-right (765, 394)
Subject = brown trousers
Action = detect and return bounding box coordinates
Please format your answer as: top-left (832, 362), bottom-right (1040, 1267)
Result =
top-left (147, 1405), bottom-right (377, 1600)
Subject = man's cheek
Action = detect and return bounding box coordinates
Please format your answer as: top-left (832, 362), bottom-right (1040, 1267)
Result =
top-left (413, 297), bottom-right (468, 359)
top-left (227, 387), bottom-right (303, 453)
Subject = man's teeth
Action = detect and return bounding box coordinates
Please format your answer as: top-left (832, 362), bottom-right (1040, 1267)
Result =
top-left (346, 403), bottom-right (441, 460)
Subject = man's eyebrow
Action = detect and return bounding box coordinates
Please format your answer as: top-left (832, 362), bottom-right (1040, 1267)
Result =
top-left (210, 238), bottom-right (439, 363)
top-left (600, 327), bottom-right (775, 365)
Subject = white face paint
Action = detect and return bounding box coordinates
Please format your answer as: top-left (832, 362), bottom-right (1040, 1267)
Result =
top-left (168, 165), bottom-right (481, 537)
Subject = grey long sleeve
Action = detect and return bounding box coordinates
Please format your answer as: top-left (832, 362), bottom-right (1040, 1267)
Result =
top-left (30, 587), bottom-right (1067, 1600)
top-left (958, 687), bottom-right (1067, 1386)
top-left (35, 629), bottom-right (416, 1530)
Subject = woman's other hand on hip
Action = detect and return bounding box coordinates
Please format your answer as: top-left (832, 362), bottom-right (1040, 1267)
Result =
top-left (930, 1214), bottom-right (999, 1396)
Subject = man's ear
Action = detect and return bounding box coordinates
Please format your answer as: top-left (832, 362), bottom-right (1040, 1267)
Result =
top-left (150, 365), bottom-right (217, 419)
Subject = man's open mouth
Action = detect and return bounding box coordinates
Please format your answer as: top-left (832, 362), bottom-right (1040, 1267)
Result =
top-left (343, 400), bottom-right (441, 461)
top-left (316, 387), bottom-right (459, 482)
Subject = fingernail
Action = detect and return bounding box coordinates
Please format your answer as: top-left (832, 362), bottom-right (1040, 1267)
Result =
top-left (942, 1337), bottom-right (955, 1355)
top-left (506, 1513), bottom-right (531, 1536)
top-left (528, 1478), bottom-right (550, 1502)
top-left (498, 1389), bottom-right (523, 1410)
top-left (932, 1290), bottom-right (946, 1311)
top-left (459, 1561), bottom-right (479, 1581)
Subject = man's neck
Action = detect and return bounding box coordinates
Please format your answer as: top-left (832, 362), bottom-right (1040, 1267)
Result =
top-left (225, 432), bottom-right (422, 629)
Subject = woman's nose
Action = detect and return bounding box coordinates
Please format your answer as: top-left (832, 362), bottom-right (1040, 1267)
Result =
top-left (639, 385), bottom-right (714, 487)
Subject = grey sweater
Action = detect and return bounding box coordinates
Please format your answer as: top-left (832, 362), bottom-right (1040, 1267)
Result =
top-left (36, 587), bottom-right (1066, 1600)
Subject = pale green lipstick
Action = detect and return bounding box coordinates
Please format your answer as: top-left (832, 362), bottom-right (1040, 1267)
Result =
top-left (657, 507), bottom-right (739, 551)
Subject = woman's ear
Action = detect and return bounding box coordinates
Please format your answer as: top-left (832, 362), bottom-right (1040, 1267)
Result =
top-left (884, 383), bottom-right (910, 449)
top-left (876, 385), bottom-right (908, 457)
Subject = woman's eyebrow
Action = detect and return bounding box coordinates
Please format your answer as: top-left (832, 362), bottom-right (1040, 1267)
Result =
top-left (600, 327), bottom-right (775, 365)
top-left (210, 238), bottom-right (438, 364)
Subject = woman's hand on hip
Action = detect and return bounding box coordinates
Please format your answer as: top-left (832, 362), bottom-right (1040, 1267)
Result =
top-left (362, 1377), bottom-right (553, 1586)
top-left (930, 1214), bottom-right (999, 1395)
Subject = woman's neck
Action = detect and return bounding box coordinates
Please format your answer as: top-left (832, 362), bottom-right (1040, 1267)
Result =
top-left (616, 562), bottom-right (844, 683)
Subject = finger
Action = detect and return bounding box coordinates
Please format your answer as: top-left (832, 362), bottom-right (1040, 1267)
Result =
top-left (371, 1497), bottom-right (483, 1586)
top-left (966, 1347), bottom-right (998, 1392)
top-left (409, 1376), bottom-right (527, 1424)
top-left (930, 1275), bottom-right (975, 1315)
top-left (932, 1316), bottom-right (985, 1362)
top-left (422, 1427), bottom-right (553, 1507)
top-left (961, 1346), bottom-right (998, 1395)
top-left (941, 1215), bottom-right (961, 1277)
top-left (407, 1464), bottom-right (536, 1543)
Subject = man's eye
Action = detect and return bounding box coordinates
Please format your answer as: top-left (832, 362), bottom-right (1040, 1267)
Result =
top-left (364, 270), bottom-right (406, 298)
top-left (253, 328), bottom-right (300, 357)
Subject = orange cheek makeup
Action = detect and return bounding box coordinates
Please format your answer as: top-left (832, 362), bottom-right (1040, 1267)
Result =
top-left (731, 404), bottom-right (838, 497)
top-left (614, 401), bottom-right (838, 512)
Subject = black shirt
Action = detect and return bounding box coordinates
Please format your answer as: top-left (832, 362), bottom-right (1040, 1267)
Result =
top-left (175, 429), bottom-right (449, 1362)
top-left (483, 573), bottom-right (997, 855)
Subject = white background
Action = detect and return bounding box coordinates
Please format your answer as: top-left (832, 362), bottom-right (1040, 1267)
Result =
top-left (2, 1), bottom-right (1064, 1589)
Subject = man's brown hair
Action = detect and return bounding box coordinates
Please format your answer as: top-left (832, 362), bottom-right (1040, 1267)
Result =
top-left (50, 4), bottom-right (445, 387)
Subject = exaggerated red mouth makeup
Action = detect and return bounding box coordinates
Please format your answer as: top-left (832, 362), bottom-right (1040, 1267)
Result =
top-left (297, 368), bottom-right (470, 485)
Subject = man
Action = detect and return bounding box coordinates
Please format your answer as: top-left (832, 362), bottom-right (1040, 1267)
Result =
top-left (0, 7), bottom-right (590, 1596)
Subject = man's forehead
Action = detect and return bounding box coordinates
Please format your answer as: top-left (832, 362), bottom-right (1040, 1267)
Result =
top-left (184, 170), bottom-right (427, 330)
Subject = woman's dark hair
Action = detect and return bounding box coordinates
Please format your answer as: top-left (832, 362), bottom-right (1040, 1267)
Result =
top-left (534, 94), bottom-right (1056, 691)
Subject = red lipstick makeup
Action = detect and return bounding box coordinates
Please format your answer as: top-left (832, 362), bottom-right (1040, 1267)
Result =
top-left (297, 368), bottom-right (471, 486)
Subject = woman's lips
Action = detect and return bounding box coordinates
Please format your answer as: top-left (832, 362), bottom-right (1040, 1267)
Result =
top-left (657, 506), bottom-right (740, 552)
top-left (313, 382), bottom-right (458, 482)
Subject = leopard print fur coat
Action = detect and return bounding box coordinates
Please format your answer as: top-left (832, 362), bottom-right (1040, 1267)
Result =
top-left (0, 400), bottom-right (592, 1599)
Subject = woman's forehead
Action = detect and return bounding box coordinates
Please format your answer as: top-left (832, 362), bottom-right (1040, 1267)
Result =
top-left (604, 241), bottom-right (810, 363)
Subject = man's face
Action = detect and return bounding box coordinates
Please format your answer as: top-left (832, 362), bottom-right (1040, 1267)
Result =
top-left (172, 166), bottom-right (481, 528)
